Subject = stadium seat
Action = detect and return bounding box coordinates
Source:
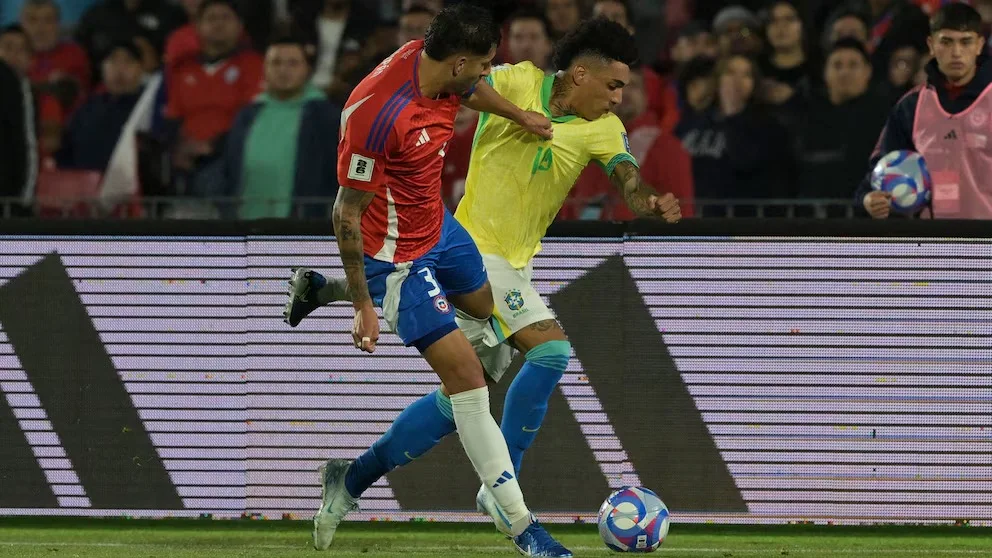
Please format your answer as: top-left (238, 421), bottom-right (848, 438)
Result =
top-left (35, 169), bottom-right (104, 217)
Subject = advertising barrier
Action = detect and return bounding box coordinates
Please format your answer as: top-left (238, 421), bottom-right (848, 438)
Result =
top-left (1, 223), bottom-right (989, 524)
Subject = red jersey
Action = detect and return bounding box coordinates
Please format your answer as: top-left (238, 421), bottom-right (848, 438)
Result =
top-left (337, 40), bottom-right (461, 263)
top-left (164, 50), bottom-right (264, 142)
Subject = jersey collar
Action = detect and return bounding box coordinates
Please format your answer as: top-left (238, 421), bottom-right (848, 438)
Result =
top-left (541, 75), bottom-right (578, 123)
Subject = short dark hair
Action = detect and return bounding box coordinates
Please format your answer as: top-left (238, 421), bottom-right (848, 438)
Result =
top-left (268, 35), bottom-right (314, 66)
top-left (930, 2), bottom-right (983, 35)
top-left (506, 7), bottom-right (552, 39)
top-left (827, 37), bottom-right (871, 64)
top-left (423, 4), bottom-right (501, 60)
top-left (0, 23), bottom-right (28, 41)
top-left (198, 0), bottom-right (240, 20)
top-left (103, 38), bottom-right (143, 63)
top-left (552, 17), bottom-right (639, 70)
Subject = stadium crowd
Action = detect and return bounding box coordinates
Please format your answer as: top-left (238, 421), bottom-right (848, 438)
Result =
top-left (0, 0), bottom-right (985, 219)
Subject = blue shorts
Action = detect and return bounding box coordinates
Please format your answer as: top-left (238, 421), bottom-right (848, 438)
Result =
top-left (366, 211), bottom-right (487, 350)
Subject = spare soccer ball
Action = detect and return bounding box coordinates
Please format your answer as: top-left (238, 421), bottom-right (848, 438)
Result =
top-left (597, 486), bottom-right (670, 552)
top-left (870, 150), bottom-right (932, 213)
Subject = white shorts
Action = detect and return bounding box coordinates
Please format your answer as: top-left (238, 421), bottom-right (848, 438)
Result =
top-left (456, 253), bottom-right (556, 383)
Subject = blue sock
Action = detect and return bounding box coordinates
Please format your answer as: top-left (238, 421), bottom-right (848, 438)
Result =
top-left (344, 390), bottom-right (455, 498)
top-left (500, 340), bottom-right (570, 476)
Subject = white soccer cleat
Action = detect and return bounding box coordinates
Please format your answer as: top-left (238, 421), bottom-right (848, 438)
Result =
top-left (312, 459), bottom-right (358, 550)
top-left (476, 484), bottom-right (514, 537)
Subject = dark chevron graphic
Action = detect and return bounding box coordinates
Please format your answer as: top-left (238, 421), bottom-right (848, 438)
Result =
top-left (0, 253), bottom-right (183, 509)
top-left (551, 255), bottom-right (747, 512)
top-left (0, 380), bottom-right (58, 508)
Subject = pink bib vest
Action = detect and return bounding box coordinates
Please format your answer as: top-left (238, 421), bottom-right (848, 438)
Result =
top-left (912, 85), bottom-right (992, 218)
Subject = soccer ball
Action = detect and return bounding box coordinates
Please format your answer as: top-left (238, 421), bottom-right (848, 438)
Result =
top-left (870, 150), bottom-right (932, 213)
top-left (597, 486), bottom-right (670, 552)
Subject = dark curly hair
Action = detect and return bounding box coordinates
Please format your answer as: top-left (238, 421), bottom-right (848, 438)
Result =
top-left (424, 4), bottom-right (501, 60)
top-left (552, 17), bottom-right (639, 70)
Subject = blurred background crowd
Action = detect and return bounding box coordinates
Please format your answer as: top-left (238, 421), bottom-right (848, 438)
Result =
top-left (0, 0), bottom-right (983, 219)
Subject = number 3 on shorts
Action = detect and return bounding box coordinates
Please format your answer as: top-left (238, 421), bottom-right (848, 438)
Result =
top-left (418, 268), bottom-right (441, 297)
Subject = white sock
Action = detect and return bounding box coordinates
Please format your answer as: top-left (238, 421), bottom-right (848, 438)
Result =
top-left (450, 386), bottom-right (532, 536)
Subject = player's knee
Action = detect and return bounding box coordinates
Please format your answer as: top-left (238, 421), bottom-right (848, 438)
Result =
top-left (524, 340), bottom-right (571, 372)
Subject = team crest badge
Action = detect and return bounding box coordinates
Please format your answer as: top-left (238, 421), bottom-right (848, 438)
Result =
top-left (434, 295), bottom-right (451, 314)
top-left (504, 290), bottom-right (525, 311)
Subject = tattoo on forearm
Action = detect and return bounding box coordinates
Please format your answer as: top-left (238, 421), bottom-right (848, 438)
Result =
top-left (610, 161), bottom-right (655, 217)
top-left (332, 188), bottom-right (376, 307)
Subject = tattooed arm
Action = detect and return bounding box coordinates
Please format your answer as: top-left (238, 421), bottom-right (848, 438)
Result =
top-left (332, 186), bottom-right (376, 307)
top-left (609, 160), bottom-right (682, 222)
top-left (332, 186), bottom-right (380, 352)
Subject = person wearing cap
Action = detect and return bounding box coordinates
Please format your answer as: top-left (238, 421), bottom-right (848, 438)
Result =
top-left (713, 5), bottom-right (763, 57)
top-left (56, 39), bottom-right (145, 172)
top-left (856, 3), bottom-right (992, 219)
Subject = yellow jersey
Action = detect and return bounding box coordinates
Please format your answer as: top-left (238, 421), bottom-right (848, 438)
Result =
top-left (454, 62), bottom-right (637, 268)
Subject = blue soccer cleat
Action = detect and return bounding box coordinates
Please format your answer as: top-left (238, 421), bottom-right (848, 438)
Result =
top-left (283, 267), bottom-right (326, 327)
top-left (512, 517), bottom-right (573, 557)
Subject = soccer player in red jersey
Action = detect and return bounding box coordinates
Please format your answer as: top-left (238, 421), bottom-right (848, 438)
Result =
top-left (301, 5), bottom-right (571, 557)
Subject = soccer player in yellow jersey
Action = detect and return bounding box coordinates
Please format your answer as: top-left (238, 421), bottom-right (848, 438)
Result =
top-left (284, 17), bottom-right (680, 540)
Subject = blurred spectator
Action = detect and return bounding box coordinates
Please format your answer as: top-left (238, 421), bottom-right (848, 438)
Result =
top-left (20, 0), bottom-right (90, 111)
top-left (797, 39), bottom-right (888, 213)
top-left (397, 4), bottom-right (434, 46)
top-left (220, 37), bottom-right (339, 219)
top-left (675, 54), bottom-right (792, 216)
top-left (593, 0), bottom-right (634, 33)
top-left (886, 41), bottom-right (925, 99)
top-left (165, 0), bottom-right (263, 175)
top-left (545, 0), bottom-right (582, 40)
top-left (442, 105), bottom-right (477, 211)
top-left (57, 40), bottom-right (145, 172)
top-left (1, 23), bottom-right (61, 159)
top-left (290, 0), bottom-right (379, 91)
top-left (713, 5), bottom-right (763, 57)
top-left (0, 55), bottom-right (35, 215)
top-left (822, 7), bottom-right (871, 50)
top-left (590, 0), bottom-right (680, 131)
top-left (670, 21), bottom-right (717, 69)
top-left (401, 0), bottom-right (441, 11)
top-left (76, 0), bottom-right (186, 76)
top-left (506, 8), bottom-right (553, 70)
top-left (853, 0), bottom-right (929, 69)
top-left (564, 67), bottom-right (695, 220)
top-left (677, 55), bottom-right (717, 112)
top-left (0, 0), bottom-right (100, 26)
top-left (761, 0), bottom-right (812, 97)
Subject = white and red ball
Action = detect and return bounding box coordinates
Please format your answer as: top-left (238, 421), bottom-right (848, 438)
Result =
top-left (870, 150), bottom-right (933, 213)
top-left (597, 486), bottom-right (670, 552)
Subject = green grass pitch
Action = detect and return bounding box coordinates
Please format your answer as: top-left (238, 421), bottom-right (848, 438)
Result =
top-left (1, 518), bottom-right (991, 557)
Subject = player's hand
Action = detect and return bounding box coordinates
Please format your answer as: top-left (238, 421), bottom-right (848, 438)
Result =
top-left (650, 193), bottom-right (682, 223)
top-left (863, 191), bottom-right (892, 219)
top-left (352, 303), bottom-right (379, 353)
top-left (517, 110), bottom-right (553, 140)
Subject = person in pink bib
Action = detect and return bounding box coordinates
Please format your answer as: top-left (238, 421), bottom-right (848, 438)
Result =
top-left (857, 3), bottom-right (992, 219)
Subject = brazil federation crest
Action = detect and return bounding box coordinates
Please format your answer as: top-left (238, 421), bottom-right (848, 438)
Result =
top-left (504, 289), bottom-right (525, 312)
